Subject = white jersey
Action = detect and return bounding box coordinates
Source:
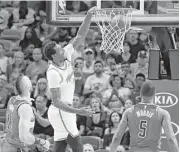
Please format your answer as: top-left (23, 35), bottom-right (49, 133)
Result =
top-left (47, 44), bottom-right (75, 105)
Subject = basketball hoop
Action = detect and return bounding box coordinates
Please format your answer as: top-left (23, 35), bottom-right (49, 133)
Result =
top-left (94, 8), bottom-right (133, 54)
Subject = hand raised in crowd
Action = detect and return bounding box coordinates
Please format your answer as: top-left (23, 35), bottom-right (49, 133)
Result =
top-left (112, 87), bottom-right (119, 97)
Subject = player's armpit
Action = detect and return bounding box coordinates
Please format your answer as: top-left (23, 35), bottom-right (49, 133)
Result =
top-left (162, 110), bottom-right (179, 152)
top-left (110, 109), bottom-right (129, 152)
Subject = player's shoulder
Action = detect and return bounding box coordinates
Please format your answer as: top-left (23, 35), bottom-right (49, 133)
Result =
top-left (7, 96), bottom-right (16, 108)
top-left (47, 64), bottom-right (60, 75)
top-left (18, 103), bottom-right (33, 117)
top-left (123, 106), bottom-right (134, 116)
top-left (157, 107), bottom-right (170, 119)
top-left (64, 43), bottom-right (74, 51)
top-left (157, 107), bottom-right (169, 114)
top-left (8, 96), bottom-right (16, 102)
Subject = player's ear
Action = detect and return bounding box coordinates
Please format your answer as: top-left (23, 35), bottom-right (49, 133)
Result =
top-left (52, 54), bottom-right (56, 59)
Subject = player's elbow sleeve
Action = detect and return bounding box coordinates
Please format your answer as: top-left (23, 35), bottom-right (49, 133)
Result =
top-left (20, 133), bottom-right (35, 145)
top-left (19, 127), bottom-right (35, 145)
top-left (19, 131), bottom-right (25, 143)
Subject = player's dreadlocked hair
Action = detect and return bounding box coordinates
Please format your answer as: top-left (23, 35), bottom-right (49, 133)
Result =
top-left (15, 74), bottom-right (24, 95)
top-left (43, 41), bottom-right (57, 61)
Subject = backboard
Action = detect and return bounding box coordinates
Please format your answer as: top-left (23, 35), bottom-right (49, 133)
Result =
top-left (46, 0), bottom-right (179, 27)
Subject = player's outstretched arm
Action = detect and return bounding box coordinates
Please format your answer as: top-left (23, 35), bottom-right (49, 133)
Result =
top-left (110, 109), bottom-right (129, 152)
top-left (50, 87), bottom-right (93, 117)
top-left (71, 7), bottom-right (97, 49)
top-left (161, 109), bottom-right (179, 152)
top-left (18, 104), bottom-right (50, 150)
top-left (47, 70), bottom-right (93, 117)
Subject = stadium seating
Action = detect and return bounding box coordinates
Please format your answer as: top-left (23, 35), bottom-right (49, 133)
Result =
top-left (1, 29), bottom-right (21, 40)
top-left (0, 39), bottom-right (12, 52)
top-left (81, 136), bottom-right (102, 150)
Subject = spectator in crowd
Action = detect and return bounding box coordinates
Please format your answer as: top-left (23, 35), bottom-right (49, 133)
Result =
top-left (0, 74), bottom-right (8, 108)
top-left (86, 97), bottom-right (107, 138)
top-left (73, 94), bottom-right (87, 136)
top-left (0, 3), bottom-right (10, 31)
top-left (19, 27), bottom-right (42, 51)
top-left (83, 60), bottom-right (110, 98)
top-left (47, 27), bottom-right (72, 47)
top-left (103, 111), bottom-right (122, 149)
top-left (69, 27), bottom-right (78, 38)
top-left (133, 73), bottom-right (146, 104)
top-left (0, 43), bottom-right (9, 75)
top-left (104, 54), bottom-right (119, 75)
top-left (35, 16), bottom-right (57, 41)
top-left (121, 99), bottom-right (134, 114)
top-left (74, 57), bottom-right (84, 70)
top-left (120, 61), bottom-right (136, 89)
top-left (25, 48), bottom-right (48, 82)
top-left (23, 42), bottom-right (35, 63)
top-left (94, 39), bottom-right (106, 61)
top-left (131, 50), bottom-right (149, 79)
top-left (33, 95), bottom-right (54, 137)
top-left (74, 59), bottom-right (86, 96)
top-left (124, 99), bottom-right (133, 110)
top-left (102, 74), bottom-right (131, 111)
top-left (126, 29), bottom-right (145, 59)
top-left (66, 1), bottom-right (89, 14)
top-left (7, 51), bottom-right (26, 81)
top-left (9, 1), bottom-right (35, 39)
top-left (83, 143), bottom-right (95, 152)
top-left (33, 77), bottom-right (50, 100)
top-left (139, 31), bottom-right (150, 50)
top-left (83, 48), bottom-right (95, 76)
top-left (116, 40), bottom-right (136, 64)
top-left (33, 95), bottom-right (53, 152)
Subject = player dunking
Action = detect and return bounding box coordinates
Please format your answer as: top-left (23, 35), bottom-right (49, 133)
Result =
top-left (43, 7), bottom-right (97, 152)
top-left (3, 75), bottom-right (50, 152)
top-left (110, 81), bottom-right (179, 152)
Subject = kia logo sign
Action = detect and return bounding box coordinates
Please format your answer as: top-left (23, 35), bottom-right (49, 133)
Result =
top-left (154, 92), bottom-right (178, 108)
top-left (161, 122), bottom-right (179, 138)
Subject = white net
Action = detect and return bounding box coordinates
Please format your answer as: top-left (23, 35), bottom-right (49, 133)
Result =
top-left (94, 8), bottom-right (133, 54)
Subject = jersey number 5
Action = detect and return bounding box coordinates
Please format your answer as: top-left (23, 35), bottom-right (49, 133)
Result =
top-left (138, 120), bottom-right (147, 138)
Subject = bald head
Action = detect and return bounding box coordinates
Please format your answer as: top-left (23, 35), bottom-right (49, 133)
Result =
top-left (140, 81), bottom-right (156, 98)
top-left (15, 75), bottom-right (32, 96)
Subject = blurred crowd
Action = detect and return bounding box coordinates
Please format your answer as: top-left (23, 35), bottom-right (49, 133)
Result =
top-left (0, 1), bottom-right (178, 152)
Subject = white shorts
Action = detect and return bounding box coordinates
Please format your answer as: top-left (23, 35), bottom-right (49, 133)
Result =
top-left (48, 105), bottom-right (79, 141)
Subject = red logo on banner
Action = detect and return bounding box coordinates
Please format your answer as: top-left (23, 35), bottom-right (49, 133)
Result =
top-left (154, 92), bottom-right (178, 108)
